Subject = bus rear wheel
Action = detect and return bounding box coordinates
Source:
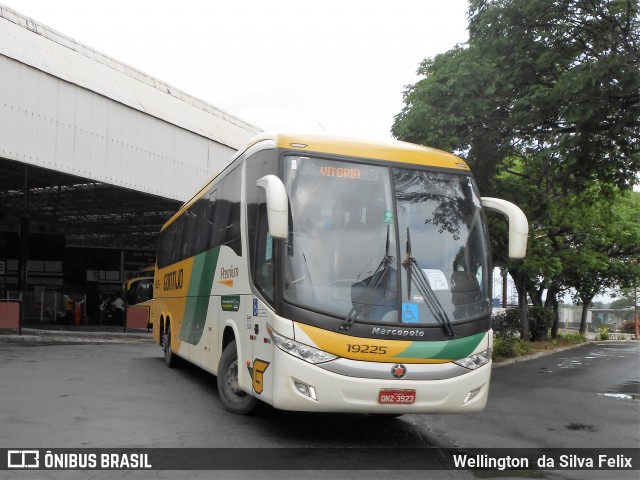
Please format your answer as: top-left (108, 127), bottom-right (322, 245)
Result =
top-left (217, 340), bottom-right (257, 415)
top-left (163, 322), bottom-right (179, 368)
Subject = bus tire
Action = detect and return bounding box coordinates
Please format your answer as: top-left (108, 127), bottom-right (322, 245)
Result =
top-left (217, 340), bottom-right (257, 415)
top-left (163, 322), bottom-right (179, 368)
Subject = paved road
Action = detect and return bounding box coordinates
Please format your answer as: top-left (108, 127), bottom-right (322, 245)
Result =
top-left (0, 337), bottom-right (465, 479)
top-left (0, 335), bottom-right (637, 479)
top-left (416, 341), bottom-right (640, 449)
top-left (0, 341), bottom-right (427, 449)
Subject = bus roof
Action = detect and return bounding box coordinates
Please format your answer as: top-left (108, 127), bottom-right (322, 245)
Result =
top-left (248, 132), bottom-right (470, 171)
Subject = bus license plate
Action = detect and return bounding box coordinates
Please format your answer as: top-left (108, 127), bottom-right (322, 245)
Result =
top-left (378, 389), bottom-right (416, 404)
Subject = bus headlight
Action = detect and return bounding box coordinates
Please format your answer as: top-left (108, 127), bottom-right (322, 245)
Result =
top-left (454, 348), bottom-right (492, 370)
top-left (267, 324), bottom-right (337, 364)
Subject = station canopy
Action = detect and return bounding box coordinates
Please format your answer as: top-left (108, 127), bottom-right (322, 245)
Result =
top-left (0, 6), bottom-right (260, 253)
top-left (0, 156), bottom-right (181, 250)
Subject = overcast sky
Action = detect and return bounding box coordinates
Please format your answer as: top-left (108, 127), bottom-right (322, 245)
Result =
top-left (3, 0), bottom-right (470, 140)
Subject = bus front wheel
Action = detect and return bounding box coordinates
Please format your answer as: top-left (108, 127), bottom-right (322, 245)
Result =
top-left (217, 340), bottom-right (257, 415)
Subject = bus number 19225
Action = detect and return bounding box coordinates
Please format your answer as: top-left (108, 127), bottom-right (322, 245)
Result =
top-left (346, 344), bottom-right (387, 355)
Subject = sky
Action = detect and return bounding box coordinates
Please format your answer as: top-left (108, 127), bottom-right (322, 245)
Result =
top-left (2, 1), bottom-right (624, 306)
top-left (2, 0), bottom-right (470, 140)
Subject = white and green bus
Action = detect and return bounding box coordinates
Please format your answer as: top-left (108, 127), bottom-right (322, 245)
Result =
top-left (152, 132), bottom-right (528, 415)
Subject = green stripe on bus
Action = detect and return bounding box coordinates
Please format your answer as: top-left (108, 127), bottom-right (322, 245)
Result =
top-left (393, 332), bottom-right (485, 360)
top-left (180, 247), bottom-right (220, 345)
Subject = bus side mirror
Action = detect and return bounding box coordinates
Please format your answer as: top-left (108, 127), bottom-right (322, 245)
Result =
top-left (481, 197), bottom-right (528, 259)
top-left (257, 175), bottom-right (289, 239)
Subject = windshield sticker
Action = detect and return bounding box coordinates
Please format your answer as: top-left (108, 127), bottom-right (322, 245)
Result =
top-left (252, 298), bottom-right (267, 317)
top-left (401, 302), bottom-right (419, 323)
top-left (383, 211), bottom-right (394, 224)
top-left (291, 158), bottom-right (297, 170)
top-left (423, 269), bottom-right (449, 290)
top-left (265, 233), bottom-right (273, 261)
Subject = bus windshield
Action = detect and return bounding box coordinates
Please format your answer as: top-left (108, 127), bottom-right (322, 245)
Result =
top-left (282, 155), bottom-right (490, 327)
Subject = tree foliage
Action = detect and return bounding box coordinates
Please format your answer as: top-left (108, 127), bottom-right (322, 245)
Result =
top-left (394, 0), bottom-right (639, 195)
top-left (392, 0), bottom-right (640, 338)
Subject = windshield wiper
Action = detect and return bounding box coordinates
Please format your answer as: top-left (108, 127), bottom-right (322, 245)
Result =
top-left (340, 225), bottom-right (394, 331)
top-left (401, 227), bottom-right (455, 336)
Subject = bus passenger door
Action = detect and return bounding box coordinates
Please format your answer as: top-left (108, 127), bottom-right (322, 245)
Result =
top-left (247, 297), bottom-right (274, 403)
top-left (245, 153), bottom-right (279, 404)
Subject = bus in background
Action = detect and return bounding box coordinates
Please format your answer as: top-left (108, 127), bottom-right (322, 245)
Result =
top-left (123, 267), bottom-right (154, 330)
top-left (152, 133), bottom-right (528, 415)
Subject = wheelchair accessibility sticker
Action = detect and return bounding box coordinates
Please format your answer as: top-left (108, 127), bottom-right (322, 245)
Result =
top-left (401, 302), bottom-right (419, 323)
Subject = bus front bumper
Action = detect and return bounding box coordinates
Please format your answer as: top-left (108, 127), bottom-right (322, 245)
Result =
top-left (268, 348), bottom-right (491, 414)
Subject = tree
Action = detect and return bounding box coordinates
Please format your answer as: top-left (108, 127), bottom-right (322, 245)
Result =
top-left (392, 0), bottom-right (640, 337)
top-left (562, 191), bottom-right (640, 334)
top-left (611, 296), bottom-right (636, 309)
top-left (470, 0), bottom-right (639, 193)
top-left (394, 0), bottom-right (639, 194)
top-left (392, 46), bottom-right (511, 194)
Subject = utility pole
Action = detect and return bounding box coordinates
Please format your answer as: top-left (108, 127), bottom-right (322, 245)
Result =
top-left (502, 268), bottom-right (508, 309)
top-left (634, 283), bottom-right (638, 341)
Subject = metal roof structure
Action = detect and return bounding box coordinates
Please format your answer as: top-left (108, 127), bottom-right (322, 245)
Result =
top-left (0, 157), bottom-right (181, 249)
top-left (0, 5), bottom-right (261, 249)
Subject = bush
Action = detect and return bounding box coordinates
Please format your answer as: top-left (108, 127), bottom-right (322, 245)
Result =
top-left (492, 306), bottom-right (555, 341)
top-left (556, 331), bottom-right (587, 344)
top-left (492, 308), bottom-right (521, 339)
top-left (529, 307), bottom-right (555, 341)
top-left (620, 321), bottom-right (637, 334)
top-left (596, 324), bottom-right (610, 340)
top-left (493, 337), bottom-right (532, 360)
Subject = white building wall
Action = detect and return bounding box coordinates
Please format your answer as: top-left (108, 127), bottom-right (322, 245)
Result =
top-left (558, 304), bottom-right (591, 329)
top-left (0, 6), bottom-right (261, 202)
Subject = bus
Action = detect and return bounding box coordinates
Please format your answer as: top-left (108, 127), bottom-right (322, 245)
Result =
top-left (123, 267), bottom-right (154, 329)
top-left (123, 267), bottom-right (155, 307)
top-left (152, 132), bottom-right (528, 415)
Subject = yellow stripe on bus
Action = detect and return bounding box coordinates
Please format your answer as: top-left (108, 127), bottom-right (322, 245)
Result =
top-left (297, 323), bottom-right (453, 364)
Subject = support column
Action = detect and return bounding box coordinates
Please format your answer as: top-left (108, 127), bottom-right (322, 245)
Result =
top-left (18, 215), bottom-right (29, 334)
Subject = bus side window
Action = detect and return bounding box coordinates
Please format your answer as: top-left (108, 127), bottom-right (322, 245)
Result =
top-left (205, 167), bottom-right (242, 257)
top-left (157, 221), bottom-right (178, 269)
top-left (246, 151), bottom-right (278, 304)
top-left (127, 280), bottom-right (140, 305)
top-left (136, 279), bottom-right (153, 304)
top-left (253, 203), bottom-right (274, 301)
top-left (222, 169), bottom-right (242, 256)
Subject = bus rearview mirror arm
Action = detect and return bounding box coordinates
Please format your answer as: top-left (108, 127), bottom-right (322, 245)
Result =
top-left (257, 175), bottom-right (289, 239)
top-left (481, 197), bottom-right (529, 259)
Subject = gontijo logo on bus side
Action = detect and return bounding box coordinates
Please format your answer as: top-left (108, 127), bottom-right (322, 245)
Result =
top-left (163, 268), bottom-right (184, 291)
top-left (297, 323), bottom-right (486, 364)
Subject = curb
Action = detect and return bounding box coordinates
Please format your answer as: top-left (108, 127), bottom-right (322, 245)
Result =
top-left (21, 327), bottom-right (152, 338)
top-left (0, 327), bottom-right (154, 344)
top-left (492, 340), bottom-right (595, 368)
